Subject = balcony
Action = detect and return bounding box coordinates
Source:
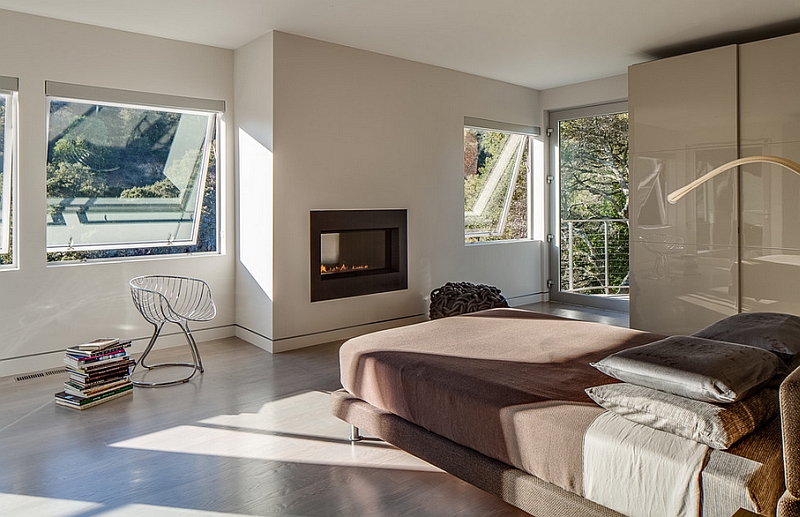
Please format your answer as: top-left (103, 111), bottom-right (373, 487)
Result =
top-left (560, 218), bottom-right (629, 298)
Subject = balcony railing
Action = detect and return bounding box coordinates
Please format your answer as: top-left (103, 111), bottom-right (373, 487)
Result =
top-left (561, 218), bottom-right (629, 297)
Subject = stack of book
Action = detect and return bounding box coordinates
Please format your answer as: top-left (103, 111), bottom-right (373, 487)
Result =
top-left (54, 337), bottom-right (134, 410)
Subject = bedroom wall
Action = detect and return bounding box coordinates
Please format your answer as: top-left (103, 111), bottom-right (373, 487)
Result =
top-left (540, 74), bottom-right (628, 112)
top-left (234, 32), bottom-right (275, 348)
top-left (234, 32), bottom-right (544, 352)
top-left (0, 10), bottom-right (236, 376)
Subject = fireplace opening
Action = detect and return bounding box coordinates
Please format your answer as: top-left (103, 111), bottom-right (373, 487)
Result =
top-left (320, 230), bottom-right (389, 276)
top-left (311, 210), bottom-right (407, 302)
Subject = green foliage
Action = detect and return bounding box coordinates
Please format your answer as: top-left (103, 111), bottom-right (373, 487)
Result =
top-left (464, 129), bottom-right (528, 242)
top-left (558, 113), bottom-right (629, 294)
top-left (560, 113), bottom-right (628, 221)
top-left (46, 162), bottom-right (110, 199)
top-left (0, 99), bottom-right (9, 265)
top-left (120, 178), bottom-right (179, 198)
top-left (0, 101), bottom-right (5, 168)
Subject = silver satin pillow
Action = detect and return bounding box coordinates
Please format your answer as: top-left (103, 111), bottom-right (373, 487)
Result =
top-left (585, 382), bottom-right (779, 449)
top-left (693, 311), bottom-right (800, 364)
top-left (590, 335), bottom-right (781, 403)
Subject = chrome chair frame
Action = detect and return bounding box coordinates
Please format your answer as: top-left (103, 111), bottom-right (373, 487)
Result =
top-left (129, 275), bottom-right (216, 387)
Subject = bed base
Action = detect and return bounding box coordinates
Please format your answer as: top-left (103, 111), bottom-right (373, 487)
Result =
top-left (331, 389), bottom-right (624, 517)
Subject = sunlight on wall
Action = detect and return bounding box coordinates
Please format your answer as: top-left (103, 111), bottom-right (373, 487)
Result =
top-left (238, 128), bottom-right (273, 299)
top-left (110, 391), bottom-right (438, 472)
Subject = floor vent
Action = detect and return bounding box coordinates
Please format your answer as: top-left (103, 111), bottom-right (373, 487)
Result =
top-left (15, 367), bottom-right (67, 382)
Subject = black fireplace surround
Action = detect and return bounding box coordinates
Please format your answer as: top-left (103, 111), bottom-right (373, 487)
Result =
top-left (310, 209), bottom-right (408, 302)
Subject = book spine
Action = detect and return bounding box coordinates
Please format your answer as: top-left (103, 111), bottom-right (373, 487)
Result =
top-left (64, 350), bottom-right (127, 367)
top-left (66, 358), bottom-right (134, 375)
top-left (65, 344), bottom-right (129, 359)
top-left (55, 387), bottom-right (132, 410)
top-left (64, 378), bottom-right (131, 398)
top-left (56, 384), bottom-right (133, 406)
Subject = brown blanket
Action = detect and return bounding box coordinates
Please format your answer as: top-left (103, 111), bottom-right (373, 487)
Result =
top-left (339, 308), bottom-right (663, 494)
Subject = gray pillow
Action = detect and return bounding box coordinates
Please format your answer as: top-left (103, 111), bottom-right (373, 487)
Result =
top-left (585, 382), bottom-right (779, 449)
top-left (693, 312), bottom-right (800, 364)
top-left (590, 335), bottom-right (781, 403)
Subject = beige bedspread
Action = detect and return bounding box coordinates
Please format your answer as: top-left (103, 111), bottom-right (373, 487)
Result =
top-left (339, 308), bottom-right (663, 494)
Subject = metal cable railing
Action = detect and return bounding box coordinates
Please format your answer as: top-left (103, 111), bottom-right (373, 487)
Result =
top-left (560, 218), bottom-right (629, 296)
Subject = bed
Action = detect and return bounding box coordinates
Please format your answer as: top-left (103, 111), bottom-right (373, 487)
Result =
top-left (331, 308), bottom-right (800, 517)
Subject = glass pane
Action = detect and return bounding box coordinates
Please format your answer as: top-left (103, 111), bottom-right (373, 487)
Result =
top-left (464, 128), bottom-right (529, 243)
top-left (558, 113), bottom-right (629, 296)
top-left (0, 93), bottom-right (12, 261)
top-left (46, 99), bottom-right (214, 251)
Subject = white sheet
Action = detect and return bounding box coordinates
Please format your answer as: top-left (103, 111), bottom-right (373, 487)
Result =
top-left (583, 410), bottom-right (710, 517)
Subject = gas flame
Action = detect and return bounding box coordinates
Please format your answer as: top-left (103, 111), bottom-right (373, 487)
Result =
top-left (321, 264), bottom-right (370, 274)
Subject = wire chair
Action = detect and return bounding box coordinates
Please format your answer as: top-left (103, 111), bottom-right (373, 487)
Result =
top-left (129, 275), bottom-right (216, 387)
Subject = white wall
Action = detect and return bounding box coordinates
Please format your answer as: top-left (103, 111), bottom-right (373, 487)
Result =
top-left (540, 74), bottom-right (628, 112)
top-left (0, 10), bottom-right (236, 376)
top-left (234, 32), bottom-right (545, 351)
top-left (234, 32), bottom-right (275, 349)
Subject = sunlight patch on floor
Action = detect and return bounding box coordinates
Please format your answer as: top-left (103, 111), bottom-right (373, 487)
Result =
top-left (200, 390), bottom-right (353, 436)
top-left (0, 493), bottom-right (100, 516)
top-left (110, 391), bottom-right (439, 472)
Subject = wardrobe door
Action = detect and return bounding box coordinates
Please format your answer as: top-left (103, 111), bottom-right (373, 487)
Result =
top-left (739, 33), bottom-right (800, 314)
top-left (629, 45), bottom-right (738, 334)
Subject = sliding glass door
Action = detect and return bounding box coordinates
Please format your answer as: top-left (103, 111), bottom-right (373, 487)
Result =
top-left (549, 102), bottom-right (629, 311)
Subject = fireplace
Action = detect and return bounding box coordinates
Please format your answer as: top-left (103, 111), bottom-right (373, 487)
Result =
top-left (310, 209), bottom-right (407, 302)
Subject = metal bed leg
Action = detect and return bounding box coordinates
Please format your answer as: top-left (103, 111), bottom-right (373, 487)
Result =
top-left (350, 425), bottom-right (363, 442)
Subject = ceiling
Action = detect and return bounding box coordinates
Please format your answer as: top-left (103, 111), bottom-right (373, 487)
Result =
top-left (1, 0), bottom-right (800, 90)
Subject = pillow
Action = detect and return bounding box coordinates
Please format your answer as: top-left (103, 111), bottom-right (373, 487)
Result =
top-left (585, 382), bottom-right (779, 449)
top-left (693, 312), bottom-right (800, 364)
top-left (590, 335), bottom-right (781, 403)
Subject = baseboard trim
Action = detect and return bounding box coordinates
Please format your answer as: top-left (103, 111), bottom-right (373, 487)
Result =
top-left (506, 292), bottom-right (547, 307)
top-left (235, 313), bottom-right (428, 353)
top-left (0, 325), bottom-right (236, 379)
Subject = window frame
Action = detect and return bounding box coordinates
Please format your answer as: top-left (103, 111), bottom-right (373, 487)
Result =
top-left (44, 82), bottom-right (224, 257)
top-left (463, 117), bottom-right (540, 245)
top-left (0, 75), bottom-right (19, 267)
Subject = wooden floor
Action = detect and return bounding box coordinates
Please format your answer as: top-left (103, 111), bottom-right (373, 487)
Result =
top-left (0, 337), bottom-right (531, 517)
top-left (519, 300), bottom-right (629, 328)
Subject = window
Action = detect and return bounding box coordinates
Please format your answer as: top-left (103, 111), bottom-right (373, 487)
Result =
top-left (45, 82), bottom-right (223, 262)
top-left (463, 117), bottom-right (538, 243)
top-left (0, 76), bottom-right (18, 267)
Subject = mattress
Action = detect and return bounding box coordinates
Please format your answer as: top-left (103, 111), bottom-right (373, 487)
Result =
top-left (338, 308), bottom-right (785, 516)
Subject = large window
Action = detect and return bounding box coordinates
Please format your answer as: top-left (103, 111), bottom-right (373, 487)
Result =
top-left (45, 82), bottom-right (223, 262)
top-left (0, 76), bottom-right (18, 267)
top-left (463, 117), bottom-right (538, 243)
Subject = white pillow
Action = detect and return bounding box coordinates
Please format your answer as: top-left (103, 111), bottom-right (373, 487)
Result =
top-left (585, 382), bottom-right (779, 449)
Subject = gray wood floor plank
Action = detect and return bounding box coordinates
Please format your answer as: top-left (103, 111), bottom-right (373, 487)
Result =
top-left (0, 337), bottom-right (530, 516)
